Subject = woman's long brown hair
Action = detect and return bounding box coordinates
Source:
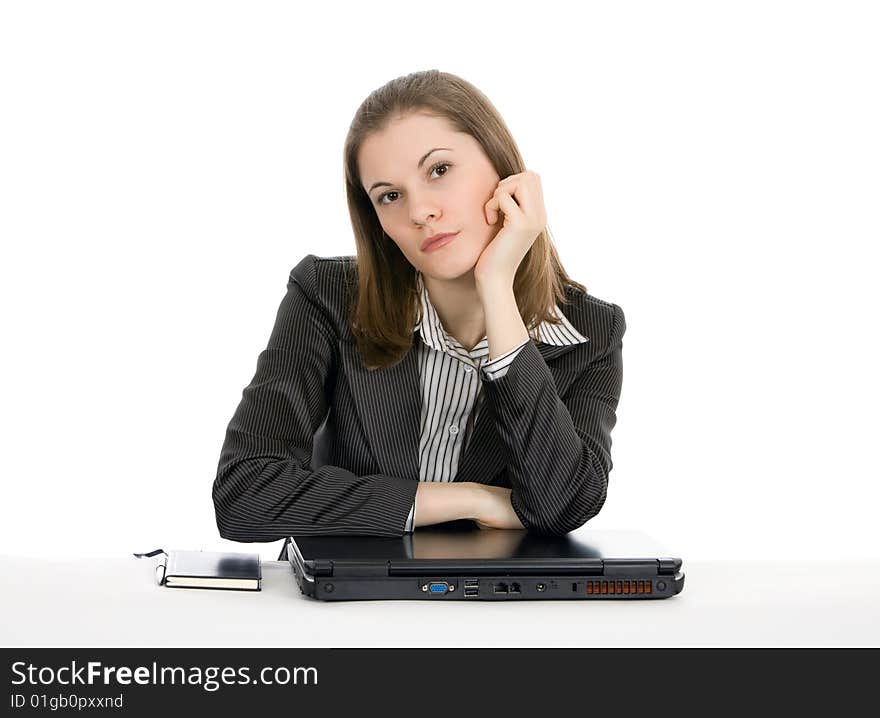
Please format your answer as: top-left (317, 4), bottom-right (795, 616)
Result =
top-left (342, 69), bottom-right (587, 370)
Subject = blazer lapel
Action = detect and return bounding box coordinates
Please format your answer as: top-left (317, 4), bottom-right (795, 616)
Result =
top-left (339, 339), bottom-right (422, 482)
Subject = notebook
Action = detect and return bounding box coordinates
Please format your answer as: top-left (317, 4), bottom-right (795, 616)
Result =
top-left (134, 549), bottom-right (262, 591)
top-left (281, 521), bottom-right (684, 601)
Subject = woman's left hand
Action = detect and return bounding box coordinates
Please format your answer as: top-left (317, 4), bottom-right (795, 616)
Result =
top-left (474, 170), bottom-right (547, 288)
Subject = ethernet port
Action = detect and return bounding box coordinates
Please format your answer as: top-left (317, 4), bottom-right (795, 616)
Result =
top-left (493, 582), bottom-right (509, 594)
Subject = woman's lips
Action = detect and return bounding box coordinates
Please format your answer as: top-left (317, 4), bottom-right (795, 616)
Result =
top-left (422, 232), bottom-right (459, 253)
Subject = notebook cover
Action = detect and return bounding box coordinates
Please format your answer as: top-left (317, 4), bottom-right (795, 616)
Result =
top-left (165, 550), bottom-right (261, 581)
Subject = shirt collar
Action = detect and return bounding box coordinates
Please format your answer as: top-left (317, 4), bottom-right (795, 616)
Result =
top-left (414, 271), bottom-right (590, 353)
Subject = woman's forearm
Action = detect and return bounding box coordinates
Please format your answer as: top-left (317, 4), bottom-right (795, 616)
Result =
top-left (413, 481), bottom-right (484, 528)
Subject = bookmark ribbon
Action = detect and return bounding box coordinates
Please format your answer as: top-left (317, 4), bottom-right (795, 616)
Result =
top-left (132, 548), bottom-right (166, 558)
top-left (133, 548), bottom-right (168, 585)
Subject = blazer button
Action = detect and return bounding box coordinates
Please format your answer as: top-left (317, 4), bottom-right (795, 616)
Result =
top-left (448, 425), bottom-right (459, 434)
top-left (463, 366), bottom-right (473, 373)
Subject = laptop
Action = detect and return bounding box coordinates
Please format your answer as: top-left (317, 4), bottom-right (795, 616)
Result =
top-left (283, 520), bottom-right (685, 601)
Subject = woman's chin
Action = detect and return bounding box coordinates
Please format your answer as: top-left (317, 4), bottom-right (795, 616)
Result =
top-left (422, 257), bottom-right (479, 282)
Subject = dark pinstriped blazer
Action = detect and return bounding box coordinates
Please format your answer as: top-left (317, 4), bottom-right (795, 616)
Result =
top-left (212, 254), bottom-right (625, 546)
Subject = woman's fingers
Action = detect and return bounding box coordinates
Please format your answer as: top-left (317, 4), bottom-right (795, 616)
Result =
top-left (484, 170), bottom-right (544, 229)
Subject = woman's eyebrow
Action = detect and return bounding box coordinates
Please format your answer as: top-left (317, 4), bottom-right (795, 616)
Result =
top-left (367, 147), bottom-right (453, 195)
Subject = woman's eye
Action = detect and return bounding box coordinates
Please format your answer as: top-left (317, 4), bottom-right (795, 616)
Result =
top-left (377, 162), bottom-right (451, 206)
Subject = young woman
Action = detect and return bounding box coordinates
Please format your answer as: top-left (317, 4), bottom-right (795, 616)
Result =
top-left (212, 70), bottom-right (626, 550)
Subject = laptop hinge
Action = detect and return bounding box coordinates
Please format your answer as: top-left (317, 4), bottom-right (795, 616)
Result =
top-left (657, 558), bottom-right (680, 575)
top-left (308, 559), bottom-right (334, 577)
top-left (388, 559), bottom-right (603, 576)
top-left (603, 559), bottom-right (659, 576)
top-left (328, 561), bottom-right (391, 577)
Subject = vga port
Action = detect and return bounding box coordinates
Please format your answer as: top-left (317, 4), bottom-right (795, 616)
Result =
top-left (428, 582), bottom-right (449, 594)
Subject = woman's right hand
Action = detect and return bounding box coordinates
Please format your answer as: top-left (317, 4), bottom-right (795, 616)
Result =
top-left (472, 485), bottom-right (526, 530)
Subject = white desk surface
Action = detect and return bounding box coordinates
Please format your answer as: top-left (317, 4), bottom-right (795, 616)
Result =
top-left (2, 554), bottom-right (879, 647)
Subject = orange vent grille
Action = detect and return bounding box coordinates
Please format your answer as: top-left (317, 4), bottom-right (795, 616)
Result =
top-left (586, 580), bottom-right (652, 595)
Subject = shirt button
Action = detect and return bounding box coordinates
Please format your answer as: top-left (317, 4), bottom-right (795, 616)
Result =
top-left (463, 366), bottom-right (473, 373)
top-left (448, 425), bottom-right (459, 435)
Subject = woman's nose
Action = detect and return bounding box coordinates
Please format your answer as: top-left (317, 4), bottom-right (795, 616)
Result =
top-left (409, 195), bottom-right (441, 226)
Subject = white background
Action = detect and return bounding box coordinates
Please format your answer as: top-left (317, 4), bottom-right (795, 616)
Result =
top-left (1, 1), bottom-right (877, 561)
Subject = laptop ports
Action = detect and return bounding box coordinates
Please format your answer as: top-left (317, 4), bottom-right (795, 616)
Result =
top-left (493, 582), bottom-right (509, 594)
top-left (423, 581), bottom-right (452, 595)
top-left (464, 580), bottom-right (479, 597)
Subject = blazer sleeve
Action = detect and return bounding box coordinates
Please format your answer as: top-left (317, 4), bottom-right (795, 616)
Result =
top-left (481, 338), bottom-right (529, 381)
top-left (212, 256), bottom-right (419, 541)
top-left (480, 303), bottom-right (625, 535)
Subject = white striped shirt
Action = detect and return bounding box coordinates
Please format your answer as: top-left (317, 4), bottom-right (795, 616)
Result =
top-left (404, 271), bottom-right (590, 531)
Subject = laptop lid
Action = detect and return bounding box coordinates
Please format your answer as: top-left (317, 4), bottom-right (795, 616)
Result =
top-left (289, 521), bottom-right (682, 579)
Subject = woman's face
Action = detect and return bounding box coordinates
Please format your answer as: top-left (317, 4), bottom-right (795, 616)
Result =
top-left (358, 112), bottom-right (502, 281)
